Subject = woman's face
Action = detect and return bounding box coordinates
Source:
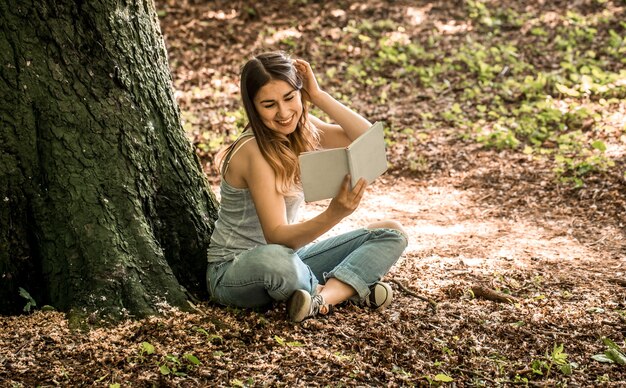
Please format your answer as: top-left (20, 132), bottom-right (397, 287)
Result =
top-left (253, 80), bottom-right (303, 136)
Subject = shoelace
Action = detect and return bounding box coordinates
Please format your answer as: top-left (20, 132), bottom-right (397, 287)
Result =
top-left (311, 295), bottom-right (332, 316)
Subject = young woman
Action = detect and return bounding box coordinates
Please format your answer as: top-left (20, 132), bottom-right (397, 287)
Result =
top-left (206, 51), bottom-right (408, 322)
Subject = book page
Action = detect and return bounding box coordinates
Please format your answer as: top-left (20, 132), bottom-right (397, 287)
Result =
top-left (299, 148), bottom-right (349, 202)
top-left (347, 122), bottom-right (387, 187)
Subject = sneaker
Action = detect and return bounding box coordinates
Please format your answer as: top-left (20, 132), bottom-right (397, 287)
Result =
top-left (365, 281), bottom-right (393, 311)
top-left (287, 290), bottom-right (332, 322)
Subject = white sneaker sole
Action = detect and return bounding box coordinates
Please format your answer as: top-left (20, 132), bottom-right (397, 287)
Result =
top-left (287, 290), bottom-right (311, 322)
top-left (369, 282), bottom-right (393, 311)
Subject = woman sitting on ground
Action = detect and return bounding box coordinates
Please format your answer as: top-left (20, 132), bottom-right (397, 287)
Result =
top-left (206, 51), bottom-right (408, 322)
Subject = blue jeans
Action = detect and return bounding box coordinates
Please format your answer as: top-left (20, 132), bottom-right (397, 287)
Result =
top-left (206, 228), bottom-right (408, 309)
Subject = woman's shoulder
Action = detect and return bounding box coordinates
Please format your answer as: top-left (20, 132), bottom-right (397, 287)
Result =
top-left (222, 135), bottom-right (264, 187)
top-left (226, 136), bottom-right (274, 181)
top-left (231, 135), bottom-right (261, 162)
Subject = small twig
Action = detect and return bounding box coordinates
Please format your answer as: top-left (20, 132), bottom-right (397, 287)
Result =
top-left (477, 192), bottom-right (494, 202)
top-left (515, 368), bottom-right (532, 375)
top-left (586, 234), bottom-right (610, 246)
top-left (334, 330), bottom-right (352, 341)
top-left (470, 286), bottom-right (516, 304)
top-left (12, 341), bottom-right (29, 356)
top-left (608, 278), bottom-right (626, 287)
top-left (389, 279), bottom-right (438, 313)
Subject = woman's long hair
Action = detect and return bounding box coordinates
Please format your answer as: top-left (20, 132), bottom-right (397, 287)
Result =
top-left (221, 51), bottom-right (319, 194)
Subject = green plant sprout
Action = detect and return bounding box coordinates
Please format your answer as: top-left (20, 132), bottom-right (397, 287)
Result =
top-left (592, 337), bottom-right (626, 365)
top-left (529, 343), bottom-right (576, 378)
top-left (18, 287), bottom-right (36, 313)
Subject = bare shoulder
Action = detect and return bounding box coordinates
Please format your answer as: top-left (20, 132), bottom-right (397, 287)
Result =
top-left (224, 137), bottom-right (272, 188)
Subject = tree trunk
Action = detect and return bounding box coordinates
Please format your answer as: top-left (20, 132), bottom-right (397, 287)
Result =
top-left (0, 0), bottom-right (218, 320)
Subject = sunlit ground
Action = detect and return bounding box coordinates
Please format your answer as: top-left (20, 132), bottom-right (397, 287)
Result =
top-left (301, 176), bottom-right (623, 268)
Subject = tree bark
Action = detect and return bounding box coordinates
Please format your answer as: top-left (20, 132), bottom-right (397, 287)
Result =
top-left (0, 0), bottom-right (218, 320)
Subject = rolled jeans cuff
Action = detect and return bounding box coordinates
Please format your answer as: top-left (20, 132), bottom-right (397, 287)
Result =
top-left (327, 266), bottom-right (370, 300)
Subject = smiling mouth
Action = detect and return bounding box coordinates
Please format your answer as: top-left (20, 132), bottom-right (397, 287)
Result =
top-left (275, 115), bottom-right (295, 126)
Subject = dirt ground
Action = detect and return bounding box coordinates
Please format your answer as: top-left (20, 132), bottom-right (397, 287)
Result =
top-left (2, 0), bottom-right (626, 386)
top-left (1, 138), bottom-right (625, 386)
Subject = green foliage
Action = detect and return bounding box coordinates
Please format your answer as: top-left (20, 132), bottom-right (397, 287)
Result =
top-left (423, 372), bottom-right (454, 385)
top-left (183, 108), bottom-right (242, 157)
top-left (391, 365), bottom-right (412, 378)
top-left (549, 343), bottom-right (574, 376)
top-left (127, 341), bottom-right (155, 365)
top-left (434, 373), bottom-right (454, 382)
top-left (18, 287), bottom-right (36, 313)
top-left (273, 335), bottom-right (304, 347)
top-left (127, 341), bottom-right (201, 379)
top-left (475, 124), bottom-right (520, 150)
top-left (333, 351), bottom-right (354, 362)
top-left (466, 1), bottom-right (529, 32)
top-left (194, 326), bottom-right (224, 343)
top-left (362, 0), bottom-right (622, 186)
top-left (185, 0), bottom-right (623, 187)
top-left (450, 26), bottom-right (621, 187)
top-left (528, 344), bottom-right (576, 379)
top-left (141, 341), bottom-right (155, 355)
top-left (158, 353), bottom-right (201, 377)
top-left (592, 337), bottom-right (626, 364)
top-left (230, 377), bottom-right (255, 387)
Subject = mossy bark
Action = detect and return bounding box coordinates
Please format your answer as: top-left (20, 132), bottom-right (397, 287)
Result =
top-left (0, 0), bottom-right (218, 319)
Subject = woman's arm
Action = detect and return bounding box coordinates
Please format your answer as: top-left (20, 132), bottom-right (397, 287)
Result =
top-left (307, 114), bottom-right (348, 149)
top-left (242, 141), bottom-right (366, 250)
top-left (294, 59), bottom-right (372, 148)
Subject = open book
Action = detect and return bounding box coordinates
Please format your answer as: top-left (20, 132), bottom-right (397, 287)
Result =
top-left (299, 121), bottom-right (388, 202)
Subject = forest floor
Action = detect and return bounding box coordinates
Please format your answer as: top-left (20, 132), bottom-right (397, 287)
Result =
top-left (2, 0), bottom-right (626, 387)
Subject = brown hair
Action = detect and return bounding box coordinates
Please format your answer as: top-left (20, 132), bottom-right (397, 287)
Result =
top-left (222, 51), bottom-right (319, 194)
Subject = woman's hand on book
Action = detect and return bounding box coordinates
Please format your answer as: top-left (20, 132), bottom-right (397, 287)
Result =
top-left (294, 58), bottom-right (323, 104)
top-left (327, 175), bottom-right (366, 220)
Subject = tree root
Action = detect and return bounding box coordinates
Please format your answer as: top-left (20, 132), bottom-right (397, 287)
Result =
top-left (470, 286), bottom-right (516, 304)
top-left (389, 279), bottom-right (438, 313)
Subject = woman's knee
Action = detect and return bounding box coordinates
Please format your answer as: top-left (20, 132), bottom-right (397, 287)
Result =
top-left (252, 245), bottom-right (313, 296)
top-left (367, 219), bottom-right (408, 241)
top-left (251, 244), bottom-right (297, 270)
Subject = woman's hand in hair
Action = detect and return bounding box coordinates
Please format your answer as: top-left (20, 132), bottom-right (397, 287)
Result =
top-left (294, 58), bottom-right (323, 104)
top-left (294, 58), bottom-right (371, 142)
top-left (326, 175), bottom-right (366, 221)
